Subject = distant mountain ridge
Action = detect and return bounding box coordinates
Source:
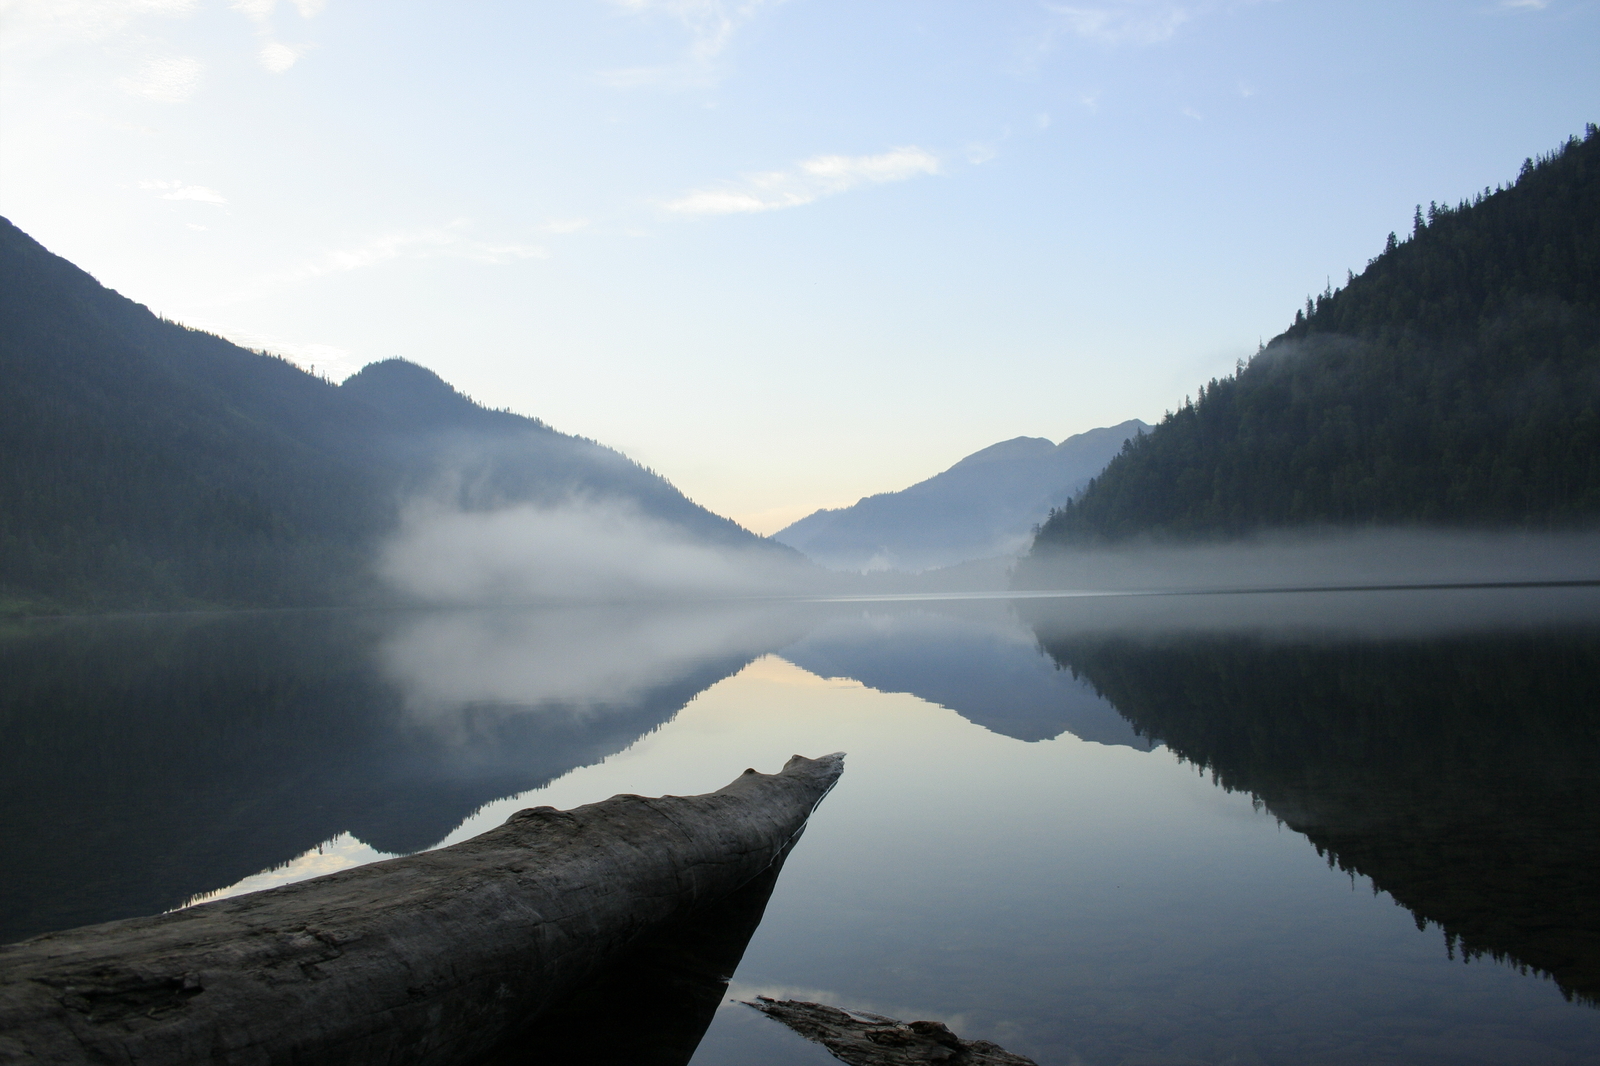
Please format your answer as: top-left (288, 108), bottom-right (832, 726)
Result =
top-left (775, 420), bottom-right (1147, 572)
top-left (0, 217), bottom-right (776, 612)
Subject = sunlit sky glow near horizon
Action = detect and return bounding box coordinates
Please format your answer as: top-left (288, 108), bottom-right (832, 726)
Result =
top-left (1, 1), bottom-right (1595, 533)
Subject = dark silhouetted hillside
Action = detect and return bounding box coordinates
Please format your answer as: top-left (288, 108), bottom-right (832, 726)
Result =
top-left (0, 218), bottom-right (772, 612)
top-left (1029, 126), bottom-right (1600, 552)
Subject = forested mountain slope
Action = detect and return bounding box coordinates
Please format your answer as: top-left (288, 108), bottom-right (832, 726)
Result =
top-left (776, 420), bottom-right (1146, 571)
top-left (1030, 126), bottom-right (1600, 549)
top-left (0, 218), bottom-right (769, 612)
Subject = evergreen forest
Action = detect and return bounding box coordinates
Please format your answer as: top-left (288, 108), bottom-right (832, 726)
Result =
top-left (1030, 126), bottom-right (1600, 548)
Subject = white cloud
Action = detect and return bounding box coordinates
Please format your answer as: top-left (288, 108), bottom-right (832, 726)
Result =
top-left (1, 0), bottom-right (201, 40)
top-left (258, 39), bottom-right (302, 71)
top-left (225, 222), bottom-right (547, 302)
top-left (598, 0), bottom-right (783, 88)
top-left (228, 0), bottom-right (315, 70)
top-left (140, 178), bottom-right (229, 204)
top-left (665, 146), bottom-right (941, 216)
top-left (117, 54), bottom-right (204, 101)
top-left (1498, 0), bottom-right (1548, 9)
top-left (184, 318), bottom-right (361, 377)
top-left (231, 0), bottom-right (276, 21)
top-left (307, 230), bottom-right (467, 274)
top-left (541, 217), bottom-right (592, 234)
top-left (1043, 1), bottom-right (1195, 45)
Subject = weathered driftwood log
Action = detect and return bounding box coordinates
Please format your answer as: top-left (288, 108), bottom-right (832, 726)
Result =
top-left (487, 841), bottom-right (794, 1066)
top-left (746, 998), bottom-right (1038, 1066)
top-left (0, 753), bottom-right (844, 1066)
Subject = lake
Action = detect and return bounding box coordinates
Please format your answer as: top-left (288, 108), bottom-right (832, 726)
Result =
top-left (2, 585), bottom-right (1597, 1065)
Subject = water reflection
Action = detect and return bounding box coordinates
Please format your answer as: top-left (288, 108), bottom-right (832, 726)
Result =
top-left (1024, 593), bottom-right (1600, 1006)
top-left (0, 609), bottom-right (773, 942)
top-left (3, 587), bottom-right (1599, 1065)
top-left (781, 602), bottom-right (1151, 747)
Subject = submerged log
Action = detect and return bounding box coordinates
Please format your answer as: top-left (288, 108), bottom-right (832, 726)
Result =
top-left (746, 998), bottom-right (1038, 1066)
top-left (0, 753), bottom-right (844, 1066)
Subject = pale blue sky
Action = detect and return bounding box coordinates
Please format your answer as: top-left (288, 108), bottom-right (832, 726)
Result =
top-left (2, 1), bottom-right (1595, 531)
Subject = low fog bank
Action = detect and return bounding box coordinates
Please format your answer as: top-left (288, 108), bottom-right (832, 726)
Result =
top-left (377, 497), bottom-right (823, 605)
top-left (1016, 529), bottom-right (1600, 594)
top-left (1019, 583), bottom-right (1600, 642)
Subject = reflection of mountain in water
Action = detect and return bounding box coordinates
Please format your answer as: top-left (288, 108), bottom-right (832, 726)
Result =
top-left (782, 607), bottom-right (1153, 748)
top-left (1032, 624), bottom-right (1600, 1004)
top-left (0, 610), bottom-right (766, 943)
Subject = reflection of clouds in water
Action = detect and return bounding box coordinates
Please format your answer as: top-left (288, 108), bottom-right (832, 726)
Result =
top-left (178, 834), bottom-right (392, 909)
top-left (379, 604), bottom-right (806, 715)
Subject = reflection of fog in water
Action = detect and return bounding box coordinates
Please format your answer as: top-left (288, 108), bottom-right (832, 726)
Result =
top-left (379, 603), bottom-right (808, 716)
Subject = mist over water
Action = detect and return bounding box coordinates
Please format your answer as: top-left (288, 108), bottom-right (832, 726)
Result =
top-left (1018, 527), bottom-right (1600, 594)
top-left (377, 497), bottom-right (816, 604)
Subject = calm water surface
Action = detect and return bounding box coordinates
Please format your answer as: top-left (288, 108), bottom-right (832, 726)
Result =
top-left (2, 587), bottom-right (1597, 1065)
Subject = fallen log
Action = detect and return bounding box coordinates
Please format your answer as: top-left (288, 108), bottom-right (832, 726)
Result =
top-left (486, 840), bottom-right (795, 1066)
top-left (0, 753), bottom-right (844, 1066)
top-left (746, 998), bottom-right (1038, 1066)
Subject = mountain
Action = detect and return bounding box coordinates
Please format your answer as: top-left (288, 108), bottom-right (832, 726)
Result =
top-left (0, 218), bottom-right (775, 613)
top-left (774, 420), bottom-right (1148, 572)
top-left (1029, 127), bottom-right (1600, 551)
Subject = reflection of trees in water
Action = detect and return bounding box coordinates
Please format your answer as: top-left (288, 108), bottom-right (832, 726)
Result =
top-left (0, 612), bottom-right (758, 944)
top-left (1031, 626), bottom-right (1600, 1005)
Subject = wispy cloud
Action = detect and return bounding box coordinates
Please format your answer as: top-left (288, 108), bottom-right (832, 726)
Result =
top-left (230, 0), bottom-right (276, 18)
top-left (140, 178), bottom-right (228, 204)
top-left (541, 217), bottom-right (591, 234)
top-left (1498, 0), bottom-right (1549, 9)
top-left (598, 0), bottom-right (783, 88)
top-left (301, 227), bottom-right (546, 276)
top-left (1043, 1), bottom-right (1196, 45)
top-left (225, 222), bottom-right (547, 302)
top-left (257, 39), bottom-right (303, 71)
top-left (2, 1), bottom-right (201, 41)
top-left (665, 147), bottom-right (941, 216)
top-left (117, 54), bottom-right (204, 101)
top-left (230, 0), bottom-right (319, 72)
top-left (184, 318), bottom-right (359, 378)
